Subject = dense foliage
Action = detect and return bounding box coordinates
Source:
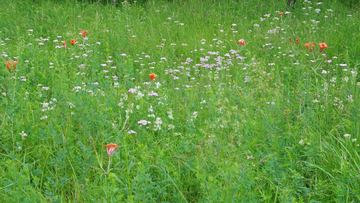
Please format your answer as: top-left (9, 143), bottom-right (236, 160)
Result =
top-left (1, 0), bottom-right (360, 202)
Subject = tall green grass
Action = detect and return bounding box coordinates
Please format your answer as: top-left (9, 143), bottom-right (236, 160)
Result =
top-left (1, 0), bottom-right (360, 202)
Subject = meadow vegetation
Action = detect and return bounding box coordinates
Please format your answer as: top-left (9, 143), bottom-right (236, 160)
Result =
top-left (1, 0), bottom-right (360, 202)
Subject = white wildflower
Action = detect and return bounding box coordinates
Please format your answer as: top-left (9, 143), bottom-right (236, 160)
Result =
top-left (168, 124), bottom-right (175, 130)
top-left (19, 131), bottom-right (27, 140)
top-left (154, 117), bottom-right (162, 131)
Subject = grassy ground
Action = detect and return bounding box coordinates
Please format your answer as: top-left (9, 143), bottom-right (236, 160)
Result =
top-left (1, 0), bottom-right (360, 202)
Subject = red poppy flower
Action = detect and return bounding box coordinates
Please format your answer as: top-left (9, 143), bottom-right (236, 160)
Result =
top-left (318, 42), bottom-right (328, 52)
top-left (70, 39), bottom-right (76, 45)
top-left (238, 39), bottom-right (245, 46)
top-left (289, 38), bottom-right (292, 42)
top-left (295, 39), bottom-right (299, 44)
top-left (104, 143), bottom-right (119, 157)
top-left (149, 73), bottom-right (157, 82)
top-left (4, 59), bottom-right (17, 73)
top-left (62, 41), bottom-right (68, 47)
top-left (80, 30), bottom-right (88, 38)
top-left (305, 42), bottom-right (314, 52)
top-left (279, 12), bottom-right (284, 17)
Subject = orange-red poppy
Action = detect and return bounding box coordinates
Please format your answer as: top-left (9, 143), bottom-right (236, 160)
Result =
top-left (238, 39), bottom-right (245, 46)
top-left (149, 73), bottom-right (157, 82)
top-left (289, 38), bottom-right (292, 42)
top-left (279, 12), bottom-right (284, 17)
top-left (305, 42), bottom-right (314, 51)
top-left (318, 42), bottom-right (328, 52)
top-left (70, 39), bottom-right (76, 45)
top-left (104, 143), bottom-right (119, 157)
top-left (4, 59), bottom-right (17, 73)
top-left (295, 39), bottom-right (299, 44)
top-left (62, 41), bottom-right (68, 47)
top-left (80, 30), bottom-right (88, 38)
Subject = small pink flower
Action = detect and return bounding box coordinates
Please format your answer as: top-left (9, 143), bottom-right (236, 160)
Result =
top-left (128, 88), bottom-right (137, 93)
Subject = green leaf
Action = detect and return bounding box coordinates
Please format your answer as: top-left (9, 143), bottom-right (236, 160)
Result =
top-left (31, 169), bottom-right (43, 177)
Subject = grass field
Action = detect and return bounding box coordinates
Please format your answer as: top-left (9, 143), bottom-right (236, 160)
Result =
top-left (1, 0), bottom-right (360, 202)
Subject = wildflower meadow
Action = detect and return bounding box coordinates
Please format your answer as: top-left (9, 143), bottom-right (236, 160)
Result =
top-left (1, 0), bottom-right (360, 202)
